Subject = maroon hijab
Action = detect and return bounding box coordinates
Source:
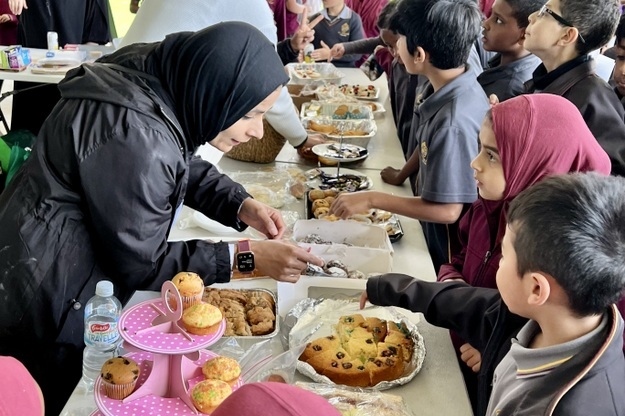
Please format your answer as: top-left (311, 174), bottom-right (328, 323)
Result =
top-left (484, 93), bottom-right (611, 242)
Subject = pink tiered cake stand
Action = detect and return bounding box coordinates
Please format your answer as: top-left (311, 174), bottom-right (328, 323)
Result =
top-left (91, 281), bottom-right (242, 416)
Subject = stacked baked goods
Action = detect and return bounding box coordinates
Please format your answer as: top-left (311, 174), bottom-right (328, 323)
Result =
top-left (203, 288), bottom-right (276, 336)
top-left (181, 302), bottom-right (223, 336)
top-left (299, 314), bottom-right (414, 387)
top-left (190, 379), bottom-right (232, 414)
top-left (100, 356), bottom-right (141, 400)
top-left (170, 271), bottom-right (204, 309)
top-left (190, 356), bottom-right (242, 413)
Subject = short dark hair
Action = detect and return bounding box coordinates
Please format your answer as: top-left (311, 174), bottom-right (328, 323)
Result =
top-left (377, 1), bottom-right (398, 30)
top-left (504, 0), bottom-right (546, 28)
top-left (507, 173), bottom-right (625, 316)
top-left (560, 0), bottom-right (620, 55)
top-left (616, 14), bottom-right (625, 45)
top-left (389, 0), bottom-right (482, 69)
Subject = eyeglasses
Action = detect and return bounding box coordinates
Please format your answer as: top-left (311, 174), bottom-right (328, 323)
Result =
top-left (537, 5), bottom-right (586, 44)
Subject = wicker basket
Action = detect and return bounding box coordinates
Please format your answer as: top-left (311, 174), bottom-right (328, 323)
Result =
top-left (225, 119), bottom-right (287, 164)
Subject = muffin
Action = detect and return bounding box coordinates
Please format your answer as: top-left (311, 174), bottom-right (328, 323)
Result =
top-left (201, 356), bottom-right (241, 387)
top-left (181, 302), bottom-right (223, 336)
top-left (100, 356), bottom-right (140, 400)
top-left (190, 379), bottom-right (232, 414)
top-left (170, 271), bottom-right (204, 310)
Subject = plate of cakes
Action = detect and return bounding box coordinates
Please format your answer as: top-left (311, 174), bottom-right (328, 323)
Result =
top-left (287, 298), bottom-right (426, 390)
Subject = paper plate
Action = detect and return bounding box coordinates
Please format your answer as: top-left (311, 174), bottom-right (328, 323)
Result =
top-left (312, 143), bottom-right (368, 162)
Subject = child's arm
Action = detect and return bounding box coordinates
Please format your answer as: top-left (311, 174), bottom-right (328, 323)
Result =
top-left (438, 206), bottom-right (474, 282)
top-left (330, 191), bottom-right (464, 224)
top-left (375, 47), bottom-right (393, 75)
top-left (286, 0), bottom-right (306, 14)
top-left (380, 146), bottom-right (420, 185)
top-left (365, 274), bottom-right (501, 351)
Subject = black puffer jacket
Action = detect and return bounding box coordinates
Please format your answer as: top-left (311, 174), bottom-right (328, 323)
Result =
top-left (0, 62), bottom-right (250, 349)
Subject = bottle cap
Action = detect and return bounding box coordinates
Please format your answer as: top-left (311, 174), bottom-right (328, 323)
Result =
top-left (95, 280), bottom-right (114, 297)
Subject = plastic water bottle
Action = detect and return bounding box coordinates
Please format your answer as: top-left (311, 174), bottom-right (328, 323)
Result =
top-left (81, 280), bottom-right (122, 390)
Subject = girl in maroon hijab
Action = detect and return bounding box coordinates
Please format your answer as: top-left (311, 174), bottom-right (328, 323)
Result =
top-left (439, 93), bottom-right (611, 290)
top-left (437, 94), bottom-right (612, 407)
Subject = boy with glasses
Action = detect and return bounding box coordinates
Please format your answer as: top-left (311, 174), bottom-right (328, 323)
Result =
top-left (523, 0), bottom-right (625, 176)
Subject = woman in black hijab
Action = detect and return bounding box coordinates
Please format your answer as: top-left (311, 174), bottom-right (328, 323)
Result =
top-left (0, 22), bottom-right (322, 414)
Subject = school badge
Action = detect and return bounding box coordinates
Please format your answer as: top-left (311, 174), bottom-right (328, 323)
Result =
top-left (339, 22), bottom-right (350, 37)
top-left (420, 141), bottom-right (428, 165)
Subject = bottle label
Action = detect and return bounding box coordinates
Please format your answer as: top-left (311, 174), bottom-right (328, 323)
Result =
top-left (86, 321), bottom-right (119, 345)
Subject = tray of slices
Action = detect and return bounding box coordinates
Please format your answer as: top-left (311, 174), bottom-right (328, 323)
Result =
top-left (288, 63), bottom-right (344, 84)
top-left (304, 189), bottom-right (404, 243)
top-left (301, 101), bottom-right (374, 120)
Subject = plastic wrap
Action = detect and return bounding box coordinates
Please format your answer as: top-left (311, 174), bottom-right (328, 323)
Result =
top-left (296, 382), bottom-right (415, 416)
top-left (284, 298), bottom-right (426, 390)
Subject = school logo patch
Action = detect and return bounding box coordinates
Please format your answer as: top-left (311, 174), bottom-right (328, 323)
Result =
top-left (339, 22), bottom-right (350, 37)
top-left (420, 141), bottom-right (428, 165)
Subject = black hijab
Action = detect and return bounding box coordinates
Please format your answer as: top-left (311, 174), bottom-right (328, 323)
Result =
top-left (101, 21), bottom-right (289, 147)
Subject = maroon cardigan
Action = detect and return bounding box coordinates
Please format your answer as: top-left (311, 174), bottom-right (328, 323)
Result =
top-left (0, 0), bottom-right (17, 46)
top-left (438, 200), bottom-right (502, 289)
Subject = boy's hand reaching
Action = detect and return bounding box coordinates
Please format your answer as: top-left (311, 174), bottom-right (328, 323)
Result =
top-left (359, 291), bottom-right (369, 309)
top-left (459, 343), bottom-right (482, 373)
top-left (330, 43), bottom-right (346, 59)
top-left (381, 166), bottom-right (405, 186)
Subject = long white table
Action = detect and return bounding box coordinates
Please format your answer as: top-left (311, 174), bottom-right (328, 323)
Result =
top-left (60, 68), bottom-right (473, 416)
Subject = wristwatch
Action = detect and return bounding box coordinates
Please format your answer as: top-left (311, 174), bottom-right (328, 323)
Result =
top-left (235, 239), bottom-right (255, 273)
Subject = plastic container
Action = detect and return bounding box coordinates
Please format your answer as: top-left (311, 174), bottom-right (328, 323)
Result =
top-left (82, 280), bottom-right (122, 390)
top-left (47, 31), bottom-right (59, 51)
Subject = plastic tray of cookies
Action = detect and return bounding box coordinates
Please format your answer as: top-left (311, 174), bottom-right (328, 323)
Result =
top-left (202, 288), bottom-right (279, 339)
top-left (301, 118), bottom-right (377, 148)
top-left (288, 63), bottom-right (345, 84)
top-left (304, 191), bottom-right (404, 243)
top-left (300, 101), bottom-right (374, 120)
top-left (286, 298), bottom-right (426, 390)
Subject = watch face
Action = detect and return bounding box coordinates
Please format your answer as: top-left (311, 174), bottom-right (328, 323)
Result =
top-left (237, 252), bottom-right (255, 272)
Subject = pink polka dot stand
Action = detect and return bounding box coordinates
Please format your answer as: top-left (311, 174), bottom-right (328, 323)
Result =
top-left (93, 350), bottom-right (243, 416)
top-left (119, 299), bottom-right (225, 354)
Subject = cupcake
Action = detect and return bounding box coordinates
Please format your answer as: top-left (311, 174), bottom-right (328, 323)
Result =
top-left (170, 271), bottom-right (204, 310)
top-left (181, 302), bottom-right (223, 336)
top-left (100, 356), bottom-right (140, 400)
top-left (202, 356), bottom-right (241, 387)
top-left (190, 379), bottom-right (232, 414)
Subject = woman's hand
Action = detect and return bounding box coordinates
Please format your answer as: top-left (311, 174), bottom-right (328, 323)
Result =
top-left (251, 240), bottom-right (324, 283)
top-left (329, 191), bottom-right (374, 219)
top-left (459, 343), bottom-right (482, 373)
top-left (0, 14), bottom-right (11, 23)
top-left (380, 166), bottom-right (405, 185)
top-left (300, 133), bottom-right (326, 149)
top-left (238, 198), bottom-right (286, 239)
